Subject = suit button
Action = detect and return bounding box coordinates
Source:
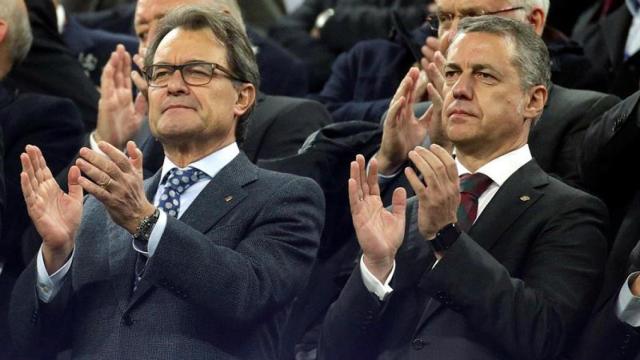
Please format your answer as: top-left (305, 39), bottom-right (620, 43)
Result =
top-left (122, 314), bottom-right (134, 326)
top-left (411, 338), bottom-right (427, 350)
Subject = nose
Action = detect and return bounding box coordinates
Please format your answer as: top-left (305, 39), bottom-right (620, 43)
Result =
top-left (451, 72), bottom-right (473, 100)
top-left (166, 69), bottom-right (189, 95)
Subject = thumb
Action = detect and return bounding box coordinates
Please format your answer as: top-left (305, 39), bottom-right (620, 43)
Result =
top-left (68, 166), bottom-right (84, 201)
top-left (391, 187), bottom-right (407, 219)
top-left (127, 141), bottom-right (144, 172)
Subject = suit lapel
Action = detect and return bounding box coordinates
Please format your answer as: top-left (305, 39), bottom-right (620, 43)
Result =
top-left (126, 154), bottom-right (257, 310)
top-left (414, 161), bottom-right (549, 331)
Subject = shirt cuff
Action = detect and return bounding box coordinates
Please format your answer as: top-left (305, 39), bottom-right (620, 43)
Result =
top-left (616, 271), bottom-right (640, 327)
top-left (360, 255), bottom-right (395, 301)
top-left (36, 245), bottom-right (74, 303)
top-left (132, 210), bottom-right (167, 258)
top-left (89, 131), bottom-right (107, 155)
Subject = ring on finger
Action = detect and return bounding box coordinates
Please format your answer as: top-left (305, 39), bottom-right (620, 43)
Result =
top-left (98, 177), bottom-right (112, 189)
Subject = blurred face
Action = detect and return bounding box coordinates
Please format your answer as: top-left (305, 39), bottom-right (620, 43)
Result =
top-left (134, 0), bottom-right (228, 52)
top-left (434, 0), bottom-right (528, 51)
top-left (441, 32), bottom-right (533, 157)
top-left (147, 27), bottom-right (251, 151)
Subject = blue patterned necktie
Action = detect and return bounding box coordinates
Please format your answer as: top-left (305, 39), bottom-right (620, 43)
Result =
top-left (158, 167), bottom-right (207, 218)
top-left (133, 167), bottom-right (207, 292)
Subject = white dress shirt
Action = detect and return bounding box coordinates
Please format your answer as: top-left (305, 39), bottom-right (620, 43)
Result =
top-left (616, 271), bottom-right (640, 326)
top-left (362, 145), bottom-right (533, 300)
top-left (625, 0), bottom-right (640, 59)
top-left (36, 143), bottom-right (240, 302)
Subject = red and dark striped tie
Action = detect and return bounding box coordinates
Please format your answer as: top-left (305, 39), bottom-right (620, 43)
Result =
top-left (457, 173), bottom-right (493, 232)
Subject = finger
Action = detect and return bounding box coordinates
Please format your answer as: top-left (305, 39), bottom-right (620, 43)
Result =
top-left (78, 147), bottom-right (122, 181)
top-left (356, 154), bottom-right (369, 196)
top-left (20, 154), bottom-right (36, 202)
top-left (348, 178), bottom-right (361, 213)
top-left (68, 165), bottom-right (84, 201)
top-left (78, 174), bottom-right (111, 201)
top-left (427, 62), bottom-right (445, 94)
top-left (99, 142), bottom-right (134, 174)
top-left (367, 157), bottom-right (380, 196)
top-left (20, 151), bottom-right (38, 191)
top-left (349, 160), bottom-right (364, 202)
top-left (409, 148), bottom-right (441, 190)
top-left (421, 44), bottom-right (435, 64)
top-left (123, 48), bottom-right (132, 91)
top-left (131, 70), bottom-right (148, 93)
top-left (430, 144), bottom-right (458, 183)
top-left (26, 145), bottom-right (48, 184)
top-left (405, 166), bottom-right (427, 201)
top-left (101, 52), bottom-right (116, 95)
top-left (385, 95), bottom-right (405, 128)
top-left (75, 157), bottom-right (112, 190)
top-left (20, 172), bottom-right (36, 210)
top-left (127, 141), bottom-right (143, 172)
top-left (434, 50), bottom-right (447, 71)
top-left (391, 187), bottom-right (407, 218)
top-left (418, 102), bottom-right (433, 125)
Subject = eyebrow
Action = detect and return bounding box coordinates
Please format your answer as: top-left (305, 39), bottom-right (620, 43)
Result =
top-left (444, 62), bottom-right (504, 77)
top-left (436, 5), bottom-right (488, 14)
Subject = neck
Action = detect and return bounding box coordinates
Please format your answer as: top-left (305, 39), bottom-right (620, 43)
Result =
top-left (456, 139), bottom-right (527, 173)
top-left (162, 137), bottom-right (235, 168)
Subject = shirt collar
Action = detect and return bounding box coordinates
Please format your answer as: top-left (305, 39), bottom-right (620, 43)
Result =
top-left (456, 144), bottom-right (532, 186)
top-left (626, 0), bottom-right (640, 16)
top-left (160, 142), bottom-right (240, 184)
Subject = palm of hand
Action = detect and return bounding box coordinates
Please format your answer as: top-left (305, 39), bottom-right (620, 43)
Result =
top-left (29, 178), bottom-right (83, 248)
top-left (352, 195), bottom-right (405, 260)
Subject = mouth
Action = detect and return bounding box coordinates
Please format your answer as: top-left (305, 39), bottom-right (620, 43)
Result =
top-left (446, 107), bottom-right (476, 120)
top-left (162, 105), bottom-right (195, 113)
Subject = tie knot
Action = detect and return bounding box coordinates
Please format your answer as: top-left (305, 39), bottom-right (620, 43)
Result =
top-left (164, 167), bottom-right (207, 195)
top-left (459, 173), bottom-right (493, 198)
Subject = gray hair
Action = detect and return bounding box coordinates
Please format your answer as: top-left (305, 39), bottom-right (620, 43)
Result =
top-left (453, 15), bottom-right (551, 91)
top-left (0, 0), bottom-right (33, 65)
top-left (144, 5), bottom-right (259, 143)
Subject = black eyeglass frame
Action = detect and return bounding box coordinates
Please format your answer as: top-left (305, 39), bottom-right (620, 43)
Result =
top-left (425, 6), bottom-right (526, 31)
top-left (143, 61), bottom-right (248, 88)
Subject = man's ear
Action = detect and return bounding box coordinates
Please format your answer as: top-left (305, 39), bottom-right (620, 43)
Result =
top-left (233, 83), bottom-right (256, 118)
top-left (523, 85), bottom-right (548, 121)
top-left (0, 19), bottom-right (8, 45)
top-left (527, 8), bottom-right (545, 35)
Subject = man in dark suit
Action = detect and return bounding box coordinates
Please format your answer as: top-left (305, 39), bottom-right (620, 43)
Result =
top-left (0, 1), bottom-right (84, 358)
top-left (572, 2), bottom-right (640, 98)
top-left (573, 90), bottom-right (640, 360)
top-left (9, 6), bottom-right (324, 359)
top-left (319, 16), bottom-right (608, 360)
top-left (92, 0), bottom-right (324, 158)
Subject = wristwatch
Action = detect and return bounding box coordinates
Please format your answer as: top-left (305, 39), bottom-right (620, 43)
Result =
top-left (429, 223), bottom-right (461, 252)
top-left (133, 208), bottom-right (160, 243)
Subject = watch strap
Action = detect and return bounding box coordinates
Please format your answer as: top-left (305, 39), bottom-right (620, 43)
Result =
top-left (429, 223), bottom-right (461, 252)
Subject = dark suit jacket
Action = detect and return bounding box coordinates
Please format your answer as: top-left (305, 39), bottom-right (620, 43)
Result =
top-left (6, 0), bottom-right (100, 130)
top-left (572, 4), bottom-right (640, 98)
top-left (319, 160), bottom-right (608, 360)
top-left (576, 90), bottom-right (640, 360)
top-left (62, 16), bottom-right (139, 87)
top-left (9, 153), bottom-right (325, 359)
top-left (0, 83), bottom-right (84, 277)
top-left (140, 93), bottom-right (332, 176)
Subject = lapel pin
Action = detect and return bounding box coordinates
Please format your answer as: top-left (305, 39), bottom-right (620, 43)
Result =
top-left (520, 195), bottom-right (530, 202)
top-left (224, 195), bottom-right (233, 203)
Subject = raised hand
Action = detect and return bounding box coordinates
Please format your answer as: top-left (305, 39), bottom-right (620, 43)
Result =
top-left (348, 155), bottom-right (407, 282)
top-left (76, 141), bottom-right (155, 234)
top-left (423, 51), bottom-right (452, 151)
top-left (377, 67), bottom-right (432, 175)
top-left (20, 145), bottom-right (83, 274)
top-left (75, 141), bottom-right (155, 235)
top-left (405, 145), bottom-right (459, 241)
top-left (96, 44), bottom-right (145, 149)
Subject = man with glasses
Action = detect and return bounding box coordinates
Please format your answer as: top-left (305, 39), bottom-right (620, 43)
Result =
top-left (9, 6), bottom-right (325, 359)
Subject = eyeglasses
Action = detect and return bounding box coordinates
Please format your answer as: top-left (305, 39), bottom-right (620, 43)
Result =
top-left (425, 6), bottom-right (526, 31)
top-left (144, 62), bottom-right (247, 88)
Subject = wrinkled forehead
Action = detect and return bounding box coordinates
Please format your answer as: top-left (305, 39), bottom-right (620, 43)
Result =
top-left (153, 27), bottom-right (227, 64)
top-left (447, 32), bottom-right (516, 67)
top-left (436, 0), bottom-right (515, 13)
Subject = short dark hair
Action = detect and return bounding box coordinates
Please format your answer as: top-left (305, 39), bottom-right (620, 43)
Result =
top-left (144, 5), bottom-right (260, 144)
top-left (453, 15), bottom-right (551, 91)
